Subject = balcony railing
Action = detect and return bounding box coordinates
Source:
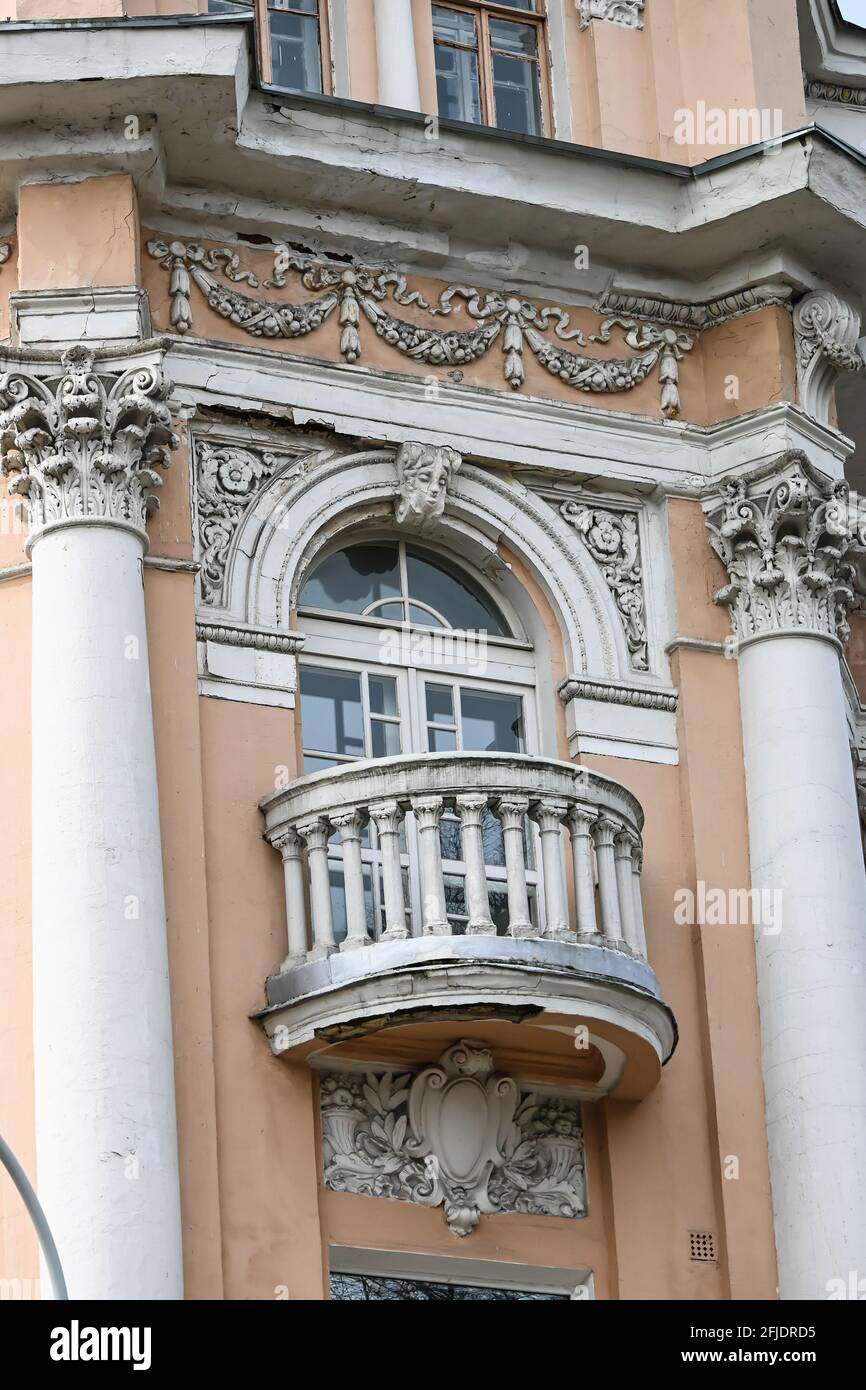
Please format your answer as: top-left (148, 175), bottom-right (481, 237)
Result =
top-left (260, 752), bottom-right (647, 968)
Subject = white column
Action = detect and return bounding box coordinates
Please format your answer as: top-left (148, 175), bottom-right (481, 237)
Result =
top-left (370, 800), bottom-right (408, 941)
top-left (593, 816), bottom-right (622, 945)
top-left (413, 797), bottom-right (450, 935)
top-left (568, 807), bottom-right (599, 939)
top-left (332, 810), bottom-right (371, 951)
top-left (373, 0), bottom-right (422, 111)
top-left (738, 633), bottom-right (866, 1298)
top-left (275, 828), bottom-right (309, 967)
top-left (299, 818), bottom-right (337, 958)
top-left (497, 797), bottom-right (533, 937)
top-left (0, 348), bottom-right (183, 1300)
top-left (532, 800), bottom-right (570, 941)
top-left (456, 795), bottom-right (495, 935)
top-left (707, 457), bottom-right (866, 1299)
top-left (614, 829), bottom-right (637, 951)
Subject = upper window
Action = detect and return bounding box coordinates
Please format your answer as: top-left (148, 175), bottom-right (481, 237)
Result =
top-left (256, 0), bottom-right (325, 94)
top-left (298, 541), bottom-right (511, 636)
top-left (433, 0), bottom-right (548, 137)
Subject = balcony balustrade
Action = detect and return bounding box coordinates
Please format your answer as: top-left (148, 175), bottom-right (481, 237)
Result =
top-left (256, 753), bottom-right (676, 1095)
top-left (261, 752), bottom-right (646, 960)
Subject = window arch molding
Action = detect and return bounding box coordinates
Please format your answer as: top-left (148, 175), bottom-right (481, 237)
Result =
top-left (220, 442), bottom-right (629, 682)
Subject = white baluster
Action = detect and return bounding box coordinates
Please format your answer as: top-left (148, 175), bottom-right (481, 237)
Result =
top-left (369, 800), bottom-right (408, 941)
top-left (630, 835), bottom-right (647, 959)
top-left (332, 809), bottom-right (371, 951)
top-left (298, 818), bottom-right (336, 959)
top-left (456, 794), bottom-right (495, 935)
top-left (273, 828), bottom-right (308, 968)
top-left (532, 799), bottom-right (570, 941)
top-left (568, 806), bottom-right (599, 940)
top-left (614, 827), bottom-right (637, 952)
top-left (593, 815), bottom-right (622, 945)
top-left (413, 797), bottom-right (450, 935)
top-left (497, 796), bottom-right (534, 937)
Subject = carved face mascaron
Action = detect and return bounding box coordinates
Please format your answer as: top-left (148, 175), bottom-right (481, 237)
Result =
top-left (394, 442), bottom-right (463, 528)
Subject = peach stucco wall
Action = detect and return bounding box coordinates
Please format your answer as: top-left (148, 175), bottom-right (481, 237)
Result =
top-left (18, 176), bottom-right (140, 293)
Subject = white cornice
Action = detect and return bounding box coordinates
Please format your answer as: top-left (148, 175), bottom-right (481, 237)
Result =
top-left (162, 335), bottom-right (852, 492)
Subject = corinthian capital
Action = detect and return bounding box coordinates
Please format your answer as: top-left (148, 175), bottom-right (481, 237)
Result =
top-left (793, 290), bottom-right (864, 425)
top-left (0, 345), bottom-right (177, 547)
top-left (705, 452), bottom-right (860, 645)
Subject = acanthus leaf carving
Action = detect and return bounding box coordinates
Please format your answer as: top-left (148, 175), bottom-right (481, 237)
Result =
top-left (793, 289), bottom-right (864, 425)
top-left (560, 501), bottom-right (648, 670)
top-left (196, 440), bottom-right (312, 606)
top-left (319, 1041), bottom-right (587, 1236)
top-left (705, 451), bottom-right (864, 645)
top-left (147, 239), bottom-right (694, 418)
top-left (0, 344), bottom-right (176, 543)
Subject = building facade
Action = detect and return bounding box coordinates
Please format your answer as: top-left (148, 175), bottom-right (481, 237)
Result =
top-left (1, 0), bottom-right (866, 1302)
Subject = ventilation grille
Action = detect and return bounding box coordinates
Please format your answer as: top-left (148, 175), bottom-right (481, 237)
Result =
top-left (688, 1231), bottom-right (717, 1263)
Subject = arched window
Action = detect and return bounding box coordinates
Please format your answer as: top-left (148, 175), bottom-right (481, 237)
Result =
top-left (297, 538), bottom-right (540, 942)
top-left (299, 540), bottom-right (511, 635)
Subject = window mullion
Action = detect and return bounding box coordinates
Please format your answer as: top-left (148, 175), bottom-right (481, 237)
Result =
top-left (478, 13), bottom-right (496, 127)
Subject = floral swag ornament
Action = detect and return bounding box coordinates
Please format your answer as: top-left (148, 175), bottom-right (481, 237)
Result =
top-left (0, 345), bottom-right (176, 542)
top-left (319, 1041), bottom-right (587, 1237)
top-left (147, 239), bottom-right (694, 418)
top-left (706, 451), bottom-right (866, 644)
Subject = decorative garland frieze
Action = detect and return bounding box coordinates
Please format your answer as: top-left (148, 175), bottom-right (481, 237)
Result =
top-left (597, 282), bottom-right (792, 331)
top-left (0, 345), bottom-right (176, 543)
top-left (705, 451), bottom-right (866, 645)
top-left (147, 238), bottom-right (694, 418)
top-left (560, 502), bottom-right (648, 669)
top-left (319, 1041), bottom-right (587, 1237)
top-left (578, 0), bottom-right (644, 28)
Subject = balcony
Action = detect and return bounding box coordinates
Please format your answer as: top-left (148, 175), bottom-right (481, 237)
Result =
top-left (255, 753), bottom-right (676, 1098)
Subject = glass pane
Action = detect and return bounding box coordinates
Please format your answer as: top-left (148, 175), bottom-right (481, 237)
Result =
top-left (369, 676), bottom-right (398, 716)
top-left (407, 549), bottom-right (508, 635)
top-left (408, 603), bottom-right (447, 629)
top-left (328, 863), bottom-right (374, 946)
top-left (491, 51), bottom-right (542, 136)
top-left (426, 683), bottom-right (455, 723)
top-left (299, 544), bottom-right (400, 615)
top-left (429, 727), bottom-right (458, 753)
top-left (460, 689), bottom-right (525, 753)
top-left (489, 18), bottom-right (538, 55)
top-left (481, 809), bottom-right (505, 866)
top-left (271, 0), bottom-right (318, 10)
top-left (300, 667), bottom-right (364, 757)
top-left (303, 753), bottom-right (342, 775)
top-left (375, 601), bottom-right (406, 622)
top-left (494, 0), bottom-right (536, 8)
top-left (371, 720), bottom-right (401, 758)
top-left (435, 43), bottom-right (482, 125)
top-left (443, 874), bottom-right (468, 930)
top-left (440, 817), bottom-right (462, 863)
top-left (489, 886), bottom-right (510, 936)
top-left (270, 11), bottom-right (322, 93)
top-left (432, 6), bottom-right (477, 45)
